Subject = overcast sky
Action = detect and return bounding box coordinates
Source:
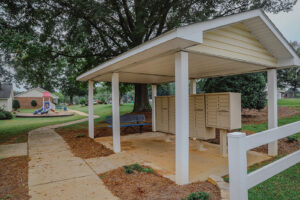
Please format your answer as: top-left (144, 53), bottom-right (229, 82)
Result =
top-left (267, 1), bottom-right (300, 43)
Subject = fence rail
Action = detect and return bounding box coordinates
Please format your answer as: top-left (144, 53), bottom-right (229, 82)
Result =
top-left (228, 121), bottom-right (300, 200)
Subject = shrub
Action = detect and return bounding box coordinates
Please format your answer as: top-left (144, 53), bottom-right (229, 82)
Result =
top-left (123, 164), bottom-right (154, 174)
top-left (286, 135), bottom-right (298, 142)
top-left (80, 97), bottom-right (86, 105)
top-left (31, 100), bottom-right (38, 107)
top-left (3, 111), bottom-right (12, 119)
top-left (13, 99), bottom-right (20, 110)
top-left (0, 112), bottom-right (6, 120)
top-left (183, 191), bottom-right (210, 200)
top-left (76, 134), bottom-right (85, 138)
top-left (0, 107), bottom-right (13, 120)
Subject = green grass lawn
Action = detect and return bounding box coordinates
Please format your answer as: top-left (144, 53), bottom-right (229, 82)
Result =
top-left (248, 158), bottom-right (300, 200)
top-left (0, 114), bottom-right (86, 144)
top-left (62, 103), bottom-right (134, 130)
top-left (68, 103), bottom-right (134, 116)
top-left (278, 98), bottom-right (300, 108)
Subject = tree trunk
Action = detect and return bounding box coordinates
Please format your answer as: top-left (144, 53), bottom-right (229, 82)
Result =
top-left (293, 86), bottom-right (297, 98)
top-left (70, 96), bottom-right (73, 105)
top-left (133, 84), bottom-right (151, 112)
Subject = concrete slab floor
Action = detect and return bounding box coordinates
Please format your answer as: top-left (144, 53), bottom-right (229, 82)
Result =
top-left (95, 132), bottom-right (270, 183)
top-left (0, 143), bottom-right (27, 159)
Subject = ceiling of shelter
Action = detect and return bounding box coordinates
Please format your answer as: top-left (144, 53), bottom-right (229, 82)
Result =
top-left (92, 52), bottom-right (268, 84)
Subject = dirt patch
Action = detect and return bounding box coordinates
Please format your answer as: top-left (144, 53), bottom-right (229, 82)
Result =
top-left (242, 106), bottom-right (300, 124)
top-left (250, 137), bottom-right (300, 155)
top-left (100, 167), bottom-right (220, 200)
top-left (56, 129), bottom-right (113, 159)
top-left (0, 156), bottom-right (29, 200)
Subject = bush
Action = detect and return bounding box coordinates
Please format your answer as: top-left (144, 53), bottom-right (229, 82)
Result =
top-left (13, 99), bottom-right (20, 110)
top-left (31, 100), bottom-right (38, 107)
top-left (286, 135), bottom-right (298, 142)
top-left (183, 191), bottom-right (210, 200)
top-left (123, 164), bottom-right (154, 174)
top-left (0, 108), bottom-right (12, 120)
top-left (80, 97), bottom-right (86, 105)
top-left (3, 111), bottom-right (12, 119)
top-left (0, 112), bottom-right (6, 120)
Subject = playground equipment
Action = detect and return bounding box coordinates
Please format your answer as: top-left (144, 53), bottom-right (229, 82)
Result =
top-left (33, 91), bottom-right (56, 115)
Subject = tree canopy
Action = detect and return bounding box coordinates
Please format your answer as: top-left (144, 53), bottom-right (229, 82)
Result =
top-left (0, 0), bottom-right (297, 109)
top-left (277, 41), bottom-right (300, 97)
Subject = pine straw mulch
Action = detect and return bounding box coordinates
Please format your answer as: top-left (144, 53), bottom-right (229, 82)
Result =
top-left (242, 106), bottom-right (300, 124)
top-left (55, 129), bottom-right (114, 159)
top-left (100, 167), bottom-right (220, 200)
top-left (0, 156), bottom-right (29, 200)
top-left (250, 136), bottom-right (300, 155)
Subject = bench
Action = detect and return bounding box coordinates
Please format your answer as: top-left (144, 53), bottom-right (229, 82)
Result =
top-left (106, 114), bottom-right (149, 133)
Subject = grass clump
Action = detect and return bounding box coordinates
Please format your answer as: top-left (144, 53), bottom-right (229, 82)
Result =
top-left (123, 163), bottom-right (153, 174)
top-left (75, 133), bottom-right (85, 138)
top-left (182, 191), bottom-right (210, 200)
top-left (286, 134), bottom-right (298, 142)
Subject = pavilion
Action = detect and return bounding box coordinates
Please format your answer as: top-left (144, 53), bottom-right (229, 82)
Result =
top-left (77, 9), bottom-right (300, 185)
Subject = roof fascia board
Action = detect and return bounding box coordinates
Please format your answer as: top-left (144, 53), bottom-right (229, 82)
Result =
top-left (257, 11), bottom-right (300, 67)
top-left (183, 9), bottom-right (262, 32)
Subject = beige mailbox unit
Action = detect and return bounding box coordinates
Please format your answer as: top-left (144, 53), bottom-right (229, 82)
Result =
top-left (205, 92), bottom-right (241, 130)
top-left (155, 95), bottom-right (215, 140)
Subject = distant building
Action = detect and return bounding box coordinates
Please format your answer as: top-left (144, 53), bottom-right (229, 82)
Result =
top-left (15, 88), bottom-right (58, 109)
top-left (0, 83), bottom-right (14, 111)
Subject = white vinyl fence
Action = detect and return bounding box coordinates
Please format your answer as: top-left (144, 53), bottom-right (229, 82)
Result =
top-left (228, 121), bottom-right (300, 200)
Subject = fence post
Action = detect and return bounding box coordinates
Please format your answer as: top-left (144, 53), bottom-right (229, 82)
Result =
top-left (228, 132), bottom-right (248, 200)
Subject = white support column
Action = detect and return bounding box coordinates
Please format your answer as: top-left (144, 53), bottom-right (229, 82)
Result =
top-left (190, 79), bottom-right (196, 94)
top-left (152, 85), bottom-right (157, 132)
top-left (112, 73), bottom-right (121, 153)
top-left (175, 51), bottom-right (189, 185)
top-left (267, 69), bottom-right (278, 156)
top-left (88, 80), bottom-right (94, 139)
top-left (228, 132), bottom-right (248, 200)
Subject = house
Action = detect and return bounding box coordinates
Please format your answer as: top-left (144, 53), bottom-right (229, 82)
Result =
top-left (77, 9), bottom-right (300, 188)
top-left (0, 83), bottom-right (14, 111)
top-left (15, 88), bottom-right (58, 109)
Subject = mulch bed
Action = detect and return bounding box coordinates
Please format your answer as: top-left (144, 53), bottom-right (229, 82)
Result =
top-left (242, 106), bottom-right (300, 124)
top-left (100, 167), bottom-right (220, 200)
top-left (56, 129), bottom-right (114, 159)
top-left (0, 156), bottom-right (29, 200)
top-left (251, 137), bottom-right (300, 155)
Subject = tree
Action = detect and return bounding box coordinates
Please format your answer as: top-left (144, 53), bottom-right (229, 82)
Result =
top-left (0, 0), bottom-right (297, 111)
top-left (12, 99), bottom-right (20, 111)
top-left (277, 41), bottom-right (300, 97)
top-left (203, 73), bottom-right (267, 110)
top-left (31, 100), bottom-right (37, 107)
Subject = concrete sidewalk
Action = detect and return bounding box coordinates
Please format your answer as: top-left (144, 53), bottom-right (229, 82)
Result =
top-left (28, 125), bottom-right (117, 200)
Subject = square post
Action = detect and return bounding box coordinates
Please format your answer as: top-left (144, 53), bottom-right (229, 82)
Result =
top-left (175, 51), bottom-right (189, 185)
top-left (190, 79), bottom-right (196, 94)
top-left (267, 69), bottom-right (278, 156)
top-left (88, 80), bottom-right (94, 138)
top-left (228, 132), bottom-right (248, 200)
top-left (112, 73), bottom-right (121, 153)
top-left (152, 85), bottom-right (157, 132)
